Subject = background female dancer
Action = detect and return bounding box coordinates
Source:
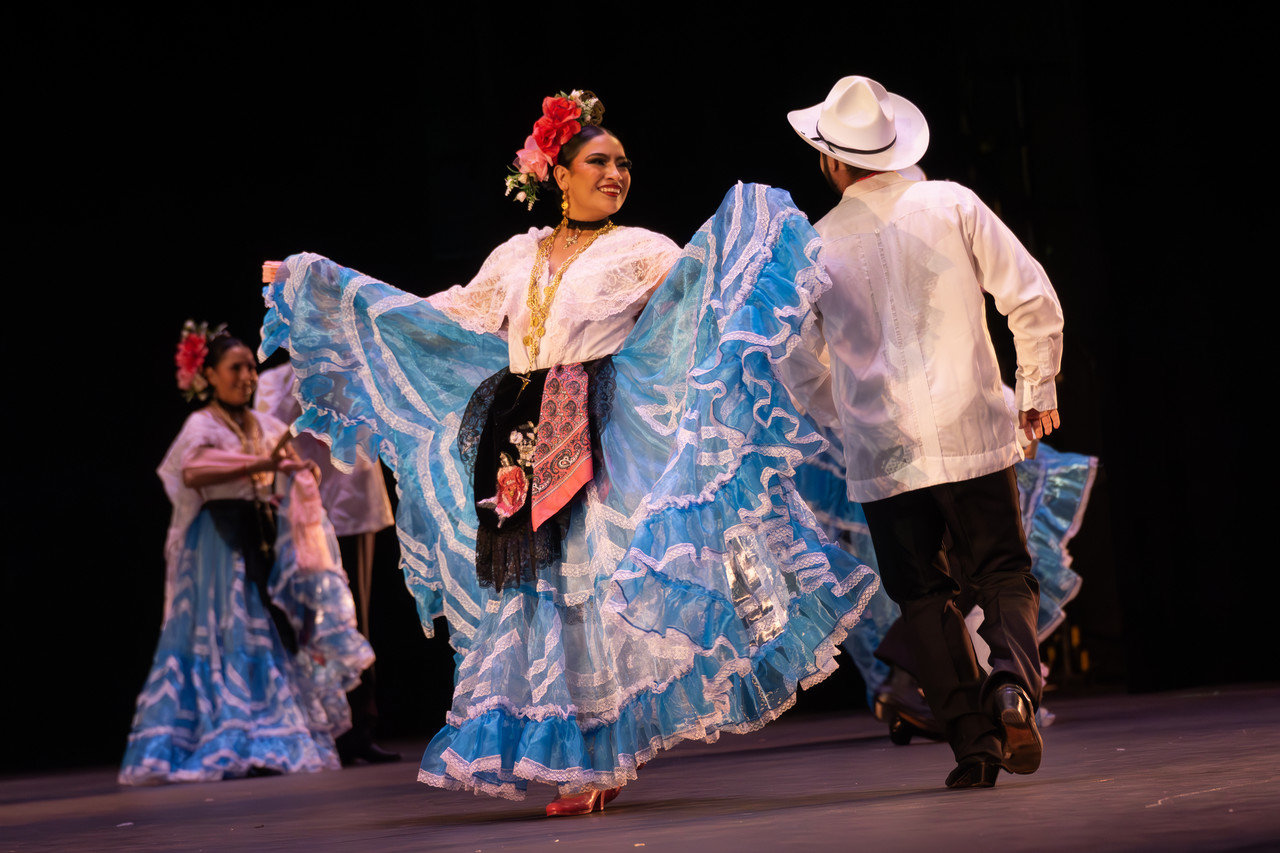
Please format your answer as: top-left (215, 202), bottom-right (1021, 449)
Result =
top-left (119, 325), bottom-right (372, 784)
top-left (261, 90), bottom-right (880, 815)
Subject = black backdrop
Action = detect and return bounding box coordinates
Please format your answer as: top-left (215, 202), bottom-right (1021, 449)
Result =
top-left (6, 5), bottom-right (1269, 771)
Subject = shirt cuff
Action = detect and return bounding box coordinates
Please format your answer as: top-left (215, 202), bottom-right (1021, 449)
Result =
top-left (1014, 376), bottom-right (1058, 413)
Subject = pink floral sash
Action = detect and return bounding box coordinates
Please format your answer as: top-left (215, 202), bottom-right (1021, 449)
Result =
top-left (530, 363), bottom-right (593, 531)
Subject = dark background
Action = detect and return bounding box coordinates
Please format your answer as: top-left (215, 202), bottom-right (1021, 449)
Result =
top-left (6, 5), bottom-right (1268, 772)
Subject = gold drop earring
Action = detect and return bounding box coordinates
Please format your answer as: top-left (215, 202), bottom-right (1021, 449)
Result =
top-left (562, 190), bottom-right (581, 247)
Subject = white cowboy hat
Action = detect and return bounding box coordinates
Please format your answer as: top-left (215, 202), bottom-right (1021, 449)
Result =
top-left (788, 76), bottom-right (929, 172)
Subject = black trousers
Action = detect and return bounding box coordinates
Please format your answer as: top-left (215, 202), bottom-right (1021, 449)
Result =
top-left (861, 467), bottom-right (1041, 762)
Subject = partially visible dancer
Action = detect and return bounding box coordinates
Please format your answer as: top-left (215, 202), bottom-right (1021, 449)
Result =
top-left (262, 90), bottom-right (878, 815)
top-left (875, 442), bottom-right (1097, 742)
top-left (120, 324), bottom-right (372, 785)
top-left (783, 76), bottom-right (1065, 788)
top-left (804, 401), bottom-right (1098, 741)
top-left (257, 364), bottom-right (401, 765)
top-left (809, 159), bottom-right (1092, 734)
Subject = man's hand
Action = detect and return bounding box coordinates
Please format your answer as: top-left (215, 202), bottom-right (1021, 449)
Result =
top-left (262, 260), bottom-right (283, 284)
top-left (1019, 408), bottom-right (1060, 442)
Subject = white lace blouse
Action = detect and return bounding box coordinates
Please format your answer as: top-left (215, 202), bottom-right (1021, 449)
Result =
top-left (427, 226), bottom-right (681, 374)
top-left (155, 407), bottom-right (289, 620)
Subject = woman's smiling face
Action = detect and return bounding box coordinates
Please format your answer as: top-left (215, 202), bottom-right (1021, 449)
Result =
top-left (204, 344), bottom-right (258, 407)
top-left (555, 133), bottom-right (631, 222)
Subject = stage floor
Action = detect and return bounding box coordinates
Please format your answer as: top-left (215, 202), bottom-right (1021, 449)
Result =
top-left (3, 685), bottom-right (1277, 852)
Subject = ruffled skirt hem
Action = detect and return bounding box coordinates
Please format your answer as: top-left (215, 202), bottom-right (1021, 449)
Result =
top-left (119, 509), bottom-right (372, 786)
top-left (417, 592), bottom-right (870, 798)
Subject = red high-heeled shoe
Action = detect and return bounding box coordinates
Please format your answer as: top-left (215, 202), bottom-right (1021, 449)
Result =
top-left (545, 786), bottom-right (622, 817)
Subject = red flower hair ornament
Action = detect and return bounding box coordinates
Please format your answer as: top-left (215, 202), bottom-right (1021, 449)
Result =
top-left (505, 90), bottom-right (603, 210)
top-left (174, 319), bottom-right (227, 402)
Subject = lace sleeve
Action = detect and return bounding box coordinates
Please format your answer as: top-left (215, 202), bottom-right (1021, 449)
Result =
top-left (557, 228), bottom-right (682, 322)
top-left (427, 228), bottom-right (548, 335)
top-left (623, 229), bottom-right (682, 299)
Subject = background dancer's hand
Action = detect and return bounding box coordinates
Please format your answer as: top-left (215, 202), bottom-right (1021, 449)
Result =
top-left (1019, 408), bottom-right (1060, 441)
top-left (262, 260), bottom-right (283, 283)
top-left (276, 457), bottom-right (311, 476)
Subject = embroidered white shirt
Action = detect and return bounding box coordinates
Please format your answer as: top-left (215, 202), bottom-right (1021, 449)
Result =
top-left (784, 172), bottom-right (1064, 503)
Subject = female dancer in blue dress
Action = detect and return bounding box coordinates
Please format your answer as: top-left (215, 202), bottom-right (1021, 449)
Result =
top-left (120, 326), bottom-right (373, 784)
top-left (261, 90), bottom-right (880, 815)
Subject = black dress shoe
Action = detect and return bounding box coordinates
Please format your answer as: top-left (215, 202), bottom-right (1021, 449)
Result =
top-left (339, 738), bottom-right (402, 766)
top-left (345, 737), bottom-right (399, 763)
top-left (875, 668), bottom-right (946, 745)
top-left (990, 684), bottom-right (1042, 774)
top-left (357, 742), bottom-right (402, 764)
top-left (245, 765), bottom-right (283, 778)
top-left (945, 759), bottom-right (1000, 789)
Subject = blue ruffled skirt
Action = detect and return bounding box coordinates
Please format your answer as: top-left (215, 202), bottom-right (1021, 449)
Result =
top-left (261, 184), bottom-right (881, 798)
top-left (1015, 444), bottom-right (1097, 637)
top-left (119, 504), bottom-right (373, 785)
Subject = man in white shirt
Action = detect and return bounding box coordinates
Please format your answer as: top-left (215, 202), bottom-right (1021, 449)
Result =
top-left (785, 76), bottom-right (1064, 788)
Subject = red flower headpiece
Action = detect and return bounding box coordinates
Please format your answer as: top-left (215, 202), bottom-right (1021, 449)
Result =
top-left (505, 90), bottom-right (604, 210)
top-left (174, 319), bottom-right (227, 402)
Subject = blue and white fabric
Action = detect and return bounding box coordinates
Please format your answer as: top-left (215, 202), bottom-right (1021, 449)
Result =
top-left (120, 411), bottom-right (373, 784)
top-left (260, 183), bottom-right (881, 798)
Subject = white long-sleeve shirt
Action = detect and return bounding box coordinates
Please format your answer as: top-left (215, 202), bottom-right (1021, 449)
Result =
top-left (785, 172), bottom-right (1063, 502)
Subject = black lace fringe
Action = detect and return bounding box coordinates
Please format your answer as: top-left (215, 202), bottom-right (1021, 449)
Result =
top-left (460, 357), bottom-right (615, 591)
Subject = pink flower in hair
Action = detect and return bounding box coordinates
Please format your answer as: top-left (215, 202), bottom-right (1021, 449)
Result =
top-left (515, 136), bottom-right (553, 183)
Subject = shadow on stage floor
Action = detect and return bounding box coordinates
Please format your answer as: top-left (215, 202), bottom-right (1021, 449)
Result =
top-left (3, 685), bottom-right (1277, 852)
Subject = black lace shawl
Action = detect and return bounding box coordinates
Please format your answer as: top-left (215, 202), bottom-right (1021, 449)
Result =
top-left (458, 357), bottom-right (616, 590)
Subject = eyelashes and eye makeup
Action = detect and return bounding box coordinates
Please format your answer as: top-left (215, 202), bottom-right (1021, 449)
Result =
top-left (585, 155), bottom-right (633, 170)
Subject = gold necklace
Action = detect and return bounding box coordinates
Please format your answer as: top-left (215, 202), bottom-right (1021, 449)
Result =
top-left (208, 399), bottom-right (271, 497)
top-left (523, 220), bottom-right (616, 366)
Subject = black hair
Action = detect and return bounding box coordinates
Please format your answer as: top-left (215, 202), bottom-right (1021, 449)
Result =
top-left (844, 164), bottom-right (879, 181)
top-left (204, 333), bottom-right (251, 370)
top-left (556, 125), bottom-right (618, 167)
